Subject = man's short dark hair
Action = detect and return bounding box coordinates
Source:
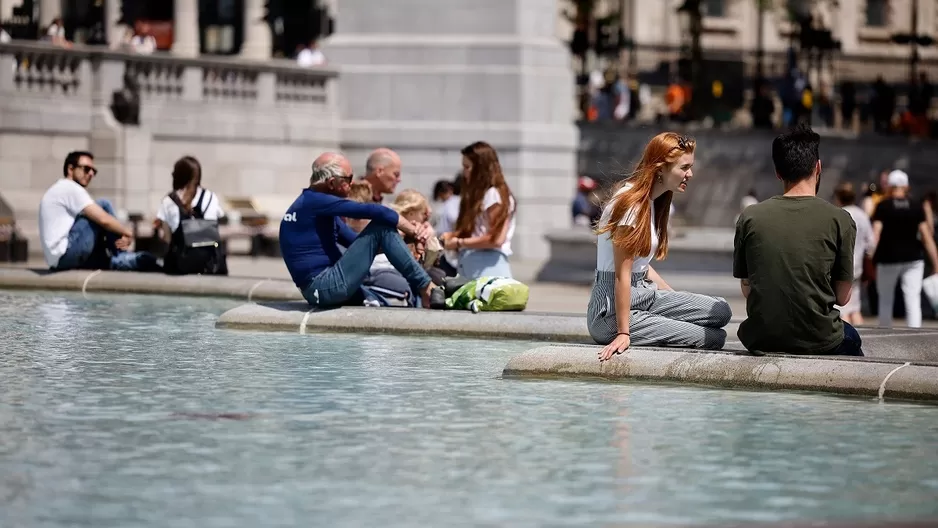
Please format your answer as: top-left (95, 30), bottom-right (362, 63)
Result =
top-left (771, 124), bottom-right (820, 183)
top-left (63, 151), bottom-right (94, 177)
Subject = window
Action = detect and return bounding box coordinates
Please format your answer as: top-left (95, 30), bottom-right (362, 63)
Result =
top-left (865, 0), bottom-right (888, 27)
top-left (704, 0), bottom-right (726, 18)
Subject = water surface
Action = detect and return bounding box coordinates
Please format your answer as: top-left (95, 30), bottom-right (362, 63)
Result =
top-left (1, 291), bottom-right (937, 527)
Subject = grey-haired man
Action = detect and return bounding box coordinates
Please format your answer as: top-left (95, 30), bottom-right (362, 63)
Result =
top-left (279, 152), bottom-right (435, 308)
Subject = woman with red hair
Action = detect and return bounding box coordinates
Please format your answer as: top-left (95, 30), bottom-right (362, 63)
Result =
top-left (589, 132), bottom-right (732, 361)
top-left (442, 141), bottom-right (516, 279)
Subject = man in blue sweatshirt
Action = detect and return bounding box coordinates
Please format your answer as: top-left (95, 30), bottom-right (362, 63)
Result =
top-left (280, 152), bottom-right (435, 308)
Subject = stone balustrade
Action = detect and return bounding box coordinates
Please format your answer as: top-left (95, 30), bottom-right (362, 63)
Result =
top-left (0, 41), bottom-right (342, 253)
top-left (0, 41), bottom-right (338, 128)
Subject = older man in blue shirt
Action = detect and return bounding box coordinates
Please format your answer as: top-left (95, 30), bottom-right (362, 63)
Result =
top-left (280, 152), bottom-right (434, 308)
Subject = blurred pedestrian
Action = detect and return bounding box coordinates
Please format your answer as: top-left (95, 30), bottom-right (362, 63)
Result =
top-left (871, 170), bottom-right (938, 328)
top-left (833, 182), bottom-right (873, 325)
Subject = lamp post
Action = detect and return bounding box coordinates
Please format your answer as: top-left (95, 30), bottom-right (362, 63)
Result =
top-left (754, 0), bottom-right (766, 89)
top-left (891, 0), bottom-right (934, 84)
top-left (676, 0), bottom-right (703, 121)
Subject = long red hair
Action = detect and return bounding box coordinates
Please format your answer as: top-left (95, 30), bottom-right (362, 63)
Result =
top-left (594, 132), bottom-right (696, 260)
top-left (455, 141), bottom-right (514, 238)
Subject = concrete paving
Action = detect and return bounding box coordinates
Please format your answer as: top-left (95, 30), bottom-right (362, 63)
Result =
top-left (502, 346), bottom-right (938, 402)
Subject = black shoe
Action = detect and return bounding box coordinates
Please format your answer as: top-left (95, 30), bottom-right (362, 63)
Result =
top-left (443, 276), bottom-right (470, 297)
top-left (429, 287), bottom-right (446, 309)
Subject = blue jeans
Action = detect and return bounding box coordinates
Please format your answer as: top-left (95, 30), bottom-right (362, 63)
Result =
top-left (302, 222), bottom-right (431, 307)
top-left (457, 249), bottom-right (513, 279)
top-left (55, 199), bottom-right (159, 272)
top-left (827, 322), bottom-right (864, 356)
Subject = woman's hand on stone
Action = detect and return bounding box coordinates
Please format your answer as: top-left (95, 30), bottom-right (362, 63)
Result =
top-left (599, 334), bottom-right (630, 362)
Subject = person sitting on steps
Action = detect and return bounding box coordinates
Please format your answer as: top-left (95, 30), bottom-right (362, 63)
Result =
top-left (279, 152), bottom-right (436, 308)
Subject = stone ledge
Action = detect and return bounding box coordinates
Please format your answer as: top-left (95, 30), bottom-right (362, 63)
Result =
top-left (3, 267), bottom-right (937, 364)
top-left (216, 301), bottom-right (592, 342)
top-left (0, 268), bottom-right (303, 302)
top-left (503, 345), bottom-right (938, 402)
top-left (215, 302), bottom-right (938, 362)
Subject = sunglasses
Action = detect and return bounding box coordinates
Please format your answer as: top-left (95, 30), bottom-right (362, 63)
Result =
top-left (333, 174), bottom-right (353, 184)
top-left (677, 135), bottom-right (693, 151)
top-left (76, 164), bottom-right (97, 176)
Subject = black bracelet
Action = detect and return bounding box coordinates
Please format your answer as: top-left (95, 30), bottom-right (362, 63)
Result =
top-left (617, 332), bottom-right (630, 336)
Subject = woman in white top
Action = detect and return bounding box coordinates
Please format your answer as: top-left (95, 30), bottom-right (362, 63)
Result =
top-left (442, 141), bottom-right (516, 279)
top-left (153, 156), bottom-right (227, 274)
top-left (589, 132), bottom-right (732, 361)
top-left (154, 156), bottom-right (226, 238)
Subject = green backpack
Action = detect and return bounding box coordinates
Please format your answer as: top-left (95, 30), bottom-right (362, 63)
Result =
top-left (445, 277), bottom-right (530, 313)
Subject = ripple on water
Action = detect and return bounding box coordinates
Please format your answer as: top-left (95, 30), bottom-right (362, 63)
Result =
top-left (0, 291), bottom-right (937, 527)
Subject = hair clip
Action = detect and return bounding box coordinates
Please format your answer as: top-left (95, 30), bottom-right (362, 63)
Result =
top-left (677, 135), bottom-right (692, 150)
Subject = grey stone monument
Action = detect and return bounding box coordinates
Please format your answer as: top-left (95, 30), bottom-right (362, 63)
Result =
top-left (325, 0), bottom-right (579, 261)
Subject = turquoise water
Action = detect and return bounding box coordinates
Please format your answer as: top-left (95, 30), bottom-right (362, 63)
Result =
top-left (1, 290), bottom-right (937, 527)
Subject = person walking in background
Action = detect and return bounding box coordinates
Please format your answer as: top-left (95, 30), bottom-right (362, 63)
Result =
top-left (734, 125), bottom-right (861, 356)
top-left (840, 81), bottom-right (857, 131)
top-left (441, 142), bottom-right (516, 279)
top-left (588, 132), bottom-right (732, 360)
top-left (833, 182), bottom-right (874, 325)
top-left (862, 170), bottom-right (890, 218)
top-left (750, 82), bottom-right (775, 129)
top-left (572, 176), bottom-right (601, 226)
top-left (871, 170), bottom-right (938, 328)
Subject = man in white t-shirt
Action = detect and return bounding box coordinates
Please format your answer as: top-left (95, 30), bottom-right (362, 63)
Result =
top-left (38, 151), bottom-right (159, 271)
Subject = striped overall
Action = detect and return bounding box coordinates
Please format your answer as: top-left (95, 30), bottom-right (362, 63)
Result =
top-left (587, 270), bottom-right (732, 349)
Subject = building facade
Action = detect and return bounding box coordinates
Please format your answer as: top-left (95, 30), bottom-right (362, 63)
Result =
top-left (1, 0), bottom-right (579, 262)
top-left (557, 0), bottom-right (938, 83)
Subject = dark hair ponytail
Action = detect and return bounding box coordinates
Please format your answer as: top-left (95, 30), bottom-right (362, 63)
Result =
top-left (171, 156), bottom-right (202, 212)
top-left (172, 156), bottom-right (201, 191)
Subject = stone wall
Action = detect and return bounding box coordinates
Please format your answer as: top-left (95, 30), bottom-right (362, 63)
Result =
top-left (0, 41), bottom-right (341, 249)
top-left (578, 123), bottom-right (938, 228)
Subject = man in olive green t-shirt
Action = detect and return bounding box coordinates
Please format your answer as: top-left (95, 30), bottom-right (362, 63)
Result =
top-left (733, 125), bottom-right (862, 355)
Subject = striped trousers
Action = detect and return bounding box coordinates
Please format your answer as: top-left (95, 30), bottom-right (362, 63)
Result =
top-left (587, 270), bottom-right (732, 350)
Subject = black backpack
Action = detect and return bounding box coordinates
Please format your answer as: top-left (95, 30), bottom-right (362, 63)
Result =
top-left (165, 190), bottom-right (227, 275)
